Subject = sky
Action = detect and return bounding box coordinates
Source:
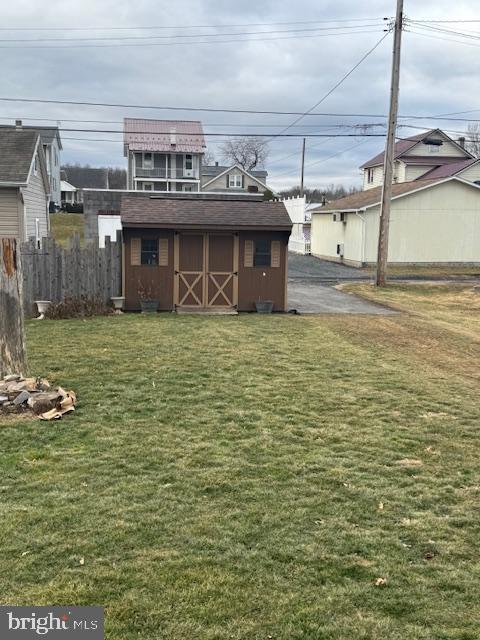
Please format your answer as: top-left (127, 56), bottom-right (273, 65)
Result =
top-left (1, 0), bottom-right (479, 192)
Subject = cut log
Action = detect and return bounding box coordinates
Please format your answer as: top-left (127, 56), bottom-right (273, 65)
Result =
top-left (0, 238), bottom-right (27, 377)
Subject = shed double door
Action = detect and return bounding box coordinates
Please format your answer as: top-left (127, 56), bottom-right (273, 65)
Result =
top-left (174, 233), bottom-right (238, 309)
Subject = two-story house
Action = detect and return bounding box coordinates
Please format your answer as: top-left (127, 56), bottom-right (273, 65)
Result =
top-left (0, 121), bottom-right (62, 207)
top-left (360, 129), bottom-right (479, 190)
top-left (124, 118), bottom-right (205, 192)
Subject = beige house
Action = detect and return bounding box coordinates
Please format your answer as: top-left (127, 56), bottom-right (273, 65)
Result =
top-left (310, 177), bottom-right (480, 266)
top-left (0, 129), bottom-right (50, 241)
top-left (361, 129), bottom-right (479, 191)
top-left (201, 163), bottom-right (271, 194)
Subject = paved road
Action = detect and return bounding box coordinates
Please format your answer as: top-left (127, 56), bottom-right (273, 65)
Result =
top-left (287, 254), bottom-right (395, 315)
top-left (288, 253), bottom-right (371, 283)
top-left (287, 281), bottom-right (397, 315)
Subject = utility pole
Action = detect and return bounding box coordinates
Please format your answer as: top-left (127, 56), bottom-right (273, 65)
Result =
top-left (376, 0), bottom-right (404, 286)
top-left (300, 137), bottom-right (306, 197)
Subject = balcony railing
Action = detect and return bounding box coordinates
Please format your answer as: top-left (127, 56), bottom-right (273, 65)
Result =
top-left (135, 167), bottom-right (199, 180)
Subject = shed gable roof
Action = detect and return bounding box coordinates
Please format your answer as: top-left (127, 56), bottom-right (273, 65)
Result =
top-left (121, 196), bottom-right (291, 230)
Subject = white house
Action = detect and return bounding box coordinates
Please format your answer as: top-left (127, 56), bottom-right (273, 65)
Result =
top-left (361, 129), bottom-right (479, 191)
top-left (201, 163), bottom-right (272, 195)
top-left (310, 177), bottom-right (480, 266)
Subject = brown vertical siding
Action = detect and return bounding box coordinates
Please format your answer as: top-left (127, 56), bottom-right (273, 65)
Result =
top-left (124, 228), bottom-right (175, 310)
top-left (237, 231), bottom-right (289, 311)
top-left (124, 228), bottom-right (289, 312)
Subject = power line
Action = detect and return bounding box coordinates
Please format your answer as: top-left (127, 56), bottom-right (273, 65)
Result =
top-left (0, 28), bottom-right (384, 49)
top-left (267, 31), bottom-right (390, 141)
top-left (2, 96), bottom-right (480, 122)
top-left (0, 18), bottom-right (389, 31)
top-left (406, 27), bottom-right (480, 49)
top-left (0, 115), bottom-right (386, 129)
top-left (272, 140), bottom-right (370, 178)
top-left (0, 23), bottom-right (384, 44)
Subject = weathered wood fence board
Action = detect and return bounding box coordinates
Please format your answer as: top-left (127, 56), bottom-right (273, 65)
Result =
top-left (21, 231), bottom-right (122, 317)
top-left (0, 237), bottom-right (27, 376)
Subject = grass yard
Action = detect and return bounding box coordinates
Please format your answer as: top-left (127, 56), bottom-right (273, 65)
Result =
top-left (360, 264), bottom-right (480, 278)
top-left (1, 285), bottom-right (480, 639)
top-left (49, 212), bottom-right (85, 247)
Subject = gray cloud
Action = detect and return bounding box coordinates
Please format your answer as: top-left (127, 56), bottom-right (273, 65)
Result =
top-left (0, 0), bottom-right (478, 190)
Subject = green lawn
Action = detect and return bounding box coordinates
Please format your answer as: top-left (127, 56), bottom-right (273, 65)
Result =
top-left (49, 212), bottom-right (85, 247)
top-left (1, 287), bottom-right (480, 639)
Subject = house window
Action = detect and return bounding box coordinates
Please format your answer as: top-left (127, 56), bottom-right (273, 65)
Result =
top-left (254, 239), bottom-right (271, 267)
top-left (367, 168), bottom-right (374, 183)
top-left (143, 152), bottom-right (153, 168)
top-left (229, 174), bottom-right (243, 188)
top-left (428, 145), bottom-right (440, 153)
top-left (183, 185), bottom-right (193, 192)
top-left (143, 182), bottom-right (154, 191)
top-left (185, 154), bottom-right (193, 171)
top-left (141, 238), bottom-right (158, 265)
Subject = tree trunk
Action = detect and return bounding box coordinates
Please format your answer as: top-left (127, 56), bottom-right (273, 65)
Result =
top-left (0, 238), bottom-right (27, 377)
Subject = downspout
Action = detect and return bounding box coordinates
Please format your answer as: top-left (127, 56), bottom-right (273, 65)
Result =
top-left (355, 209), bottom-right (366, 266)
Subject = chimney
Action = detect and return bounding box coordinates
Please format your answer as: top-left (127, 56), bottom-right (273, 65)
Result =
top-left (215, 161), bottom-right (219, 166)
top-left (170, 127), bottom-right (176, 146)
top-left (15, 119), bottom-right (22, 129)
top-left (321, 192), bottom-right (327, 206)
top-left (458, 136), bottom-right (466, 149)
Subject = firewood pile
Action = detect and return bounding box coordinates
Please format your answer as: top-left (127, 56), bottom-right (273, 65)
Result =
top-left (0, 375), bottom-right (76, 420)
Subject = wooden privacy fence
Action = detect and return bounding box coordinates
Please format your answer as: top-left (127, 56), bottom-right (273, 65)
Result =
top-left (21, 231), bottom-right (122, 317)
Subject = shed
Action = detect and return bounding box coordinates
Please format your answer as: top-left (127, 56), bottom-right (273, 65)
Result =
top-left (121, 194), bottom-right (292, 312)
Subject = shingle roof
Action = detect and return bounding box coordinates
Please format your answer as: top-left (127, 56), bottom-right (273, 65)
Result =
top-left (360, 129), bottom-right (474, 169)
top-left (202, 164), bottom-right (268, 179)
top-left (124, 118), bottom-right (206, 154)
top-left (121, 195), bottom-right (291, 230)
top-left (0, 129), bottom-right (39, 184)
top-left (0, 124), bottom-right (62, 149)
top-left (62, 166), bottom-right (109, 189)
top-left (315, 179), bottom-right (446, 212)
top-left (360, 132), bottom-right (430, 169)
top-left (419, 158), bottom-right (479, 180)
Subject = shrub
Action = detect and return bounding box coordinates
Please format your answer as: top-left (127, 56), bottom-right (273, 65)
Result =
top-left (45, 296), bottom-right (113, 319)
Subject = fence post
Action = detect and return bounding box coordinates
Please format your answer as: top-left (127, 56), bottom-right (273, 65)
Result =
top-left (0, 238), bottom-right (27, 377)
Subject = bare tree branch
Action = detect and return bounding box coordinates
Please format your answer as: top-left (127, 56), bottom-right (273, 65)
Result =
top-left (219, 137), bottom-right (269, 171)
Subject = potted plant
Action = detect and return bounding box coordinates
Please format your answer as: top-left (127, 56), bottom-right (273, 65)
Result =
top-left (254, 271), bottom-right (274, 313)
top-left (138, 281), bottom-right (159, 313)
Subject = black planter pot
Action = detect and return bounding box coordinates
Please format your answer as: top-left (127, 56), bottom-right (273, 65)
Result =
top-left (140, 299), bottom-right (159, 313)
top-left (255, 300), bottom-right (274, 314)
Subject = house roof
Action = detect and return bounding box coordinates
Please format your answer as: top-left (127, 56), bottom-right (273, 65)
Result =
top-left (121, 195), bottom-right (292, 230)
top-left (201, 163), bottom-right (271, 192)
top-left (60, 180), bottom-right (76, 192)
top-left (0, 129), bottom-right (41, 185)
top-left (123, 118), bottom-right (206, 154)
top-left (202, 164), bottom-right (268, 179)
top-left (316, 178), bottom-right (448, 212)
top-left (62, 166), bottom-right (109, 189)
top-left (360, 129), bottom-right (474, 169)
top-left (419, 158), bottom-right (479, 180)
top-left (0, 124), bottom-right (62, 149)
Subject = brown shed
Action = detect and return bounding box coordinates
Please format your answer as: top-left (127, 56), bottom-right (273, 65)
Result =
top-left (121, 194), bottom-right (292, 312)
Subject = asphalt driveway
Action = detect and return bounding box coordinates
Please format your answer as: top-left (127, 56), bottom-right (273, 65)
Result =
top-left (287, 254), bottom-right (395, 315)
